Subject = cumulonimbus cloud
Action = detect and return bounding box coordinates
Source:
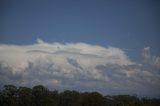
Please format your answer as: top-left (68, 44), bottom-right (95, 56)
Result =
top-left (0, 39), bottom-right (160, 97)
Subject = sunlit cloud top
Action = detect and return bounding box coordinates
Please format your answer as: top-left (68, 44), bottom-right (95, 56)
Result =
top-left (0, 39), bottom-right (160, 98)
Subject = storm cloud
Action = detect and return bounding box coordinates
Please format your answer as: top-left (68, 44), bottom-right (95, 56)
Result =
top-left (0, 39), bottom-right (160, 97)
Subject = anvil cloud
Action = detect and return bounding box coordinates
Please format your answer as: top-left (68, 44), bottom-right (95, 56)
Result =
top-left (0, 39), bottom-right (160, 97)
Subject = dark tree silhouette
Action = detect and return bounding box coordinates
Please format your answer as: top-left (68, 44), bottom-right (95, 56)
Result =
top-left (0, 85), bottom-right (160, 106)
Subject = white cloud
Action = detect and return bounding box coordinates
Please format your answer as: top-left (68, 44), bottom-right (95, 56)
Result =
top-left (142, 47), bottom-right (151, 59)
top-left (0, 39), bottom-right (133, 73)
top-left (142, 46), bottom-right (160, 69)
top-left (0, 39), bottom-right (160, 97)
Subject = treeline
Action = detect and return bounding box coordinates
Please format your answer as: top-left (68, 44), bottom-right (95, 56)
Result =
top-left (0, 85), bottom-right (160, 106)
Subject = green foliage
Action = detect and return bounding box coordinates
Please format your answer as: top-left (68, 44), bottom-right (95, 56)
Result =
top-left (17, 86), bottom-right (32, 106)
top-left (0, 85), bottom-right (160, 106)
top-left (77, 92), bottom-right (105, 106)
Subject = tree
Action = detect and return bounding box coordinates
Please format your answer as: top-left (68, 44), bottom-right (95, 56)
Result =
top-left (17, 87), bottom-right (32, 106)
top-left (1, 85), bottom-right (18, 106)
top-left (113, 95), bottom-right (141, 106)
top-left (32, 85), bottom-right (49, 106)
top-left (78, 92), bottom-right (105, 106)
top-left (59, 90), bottom-right (80, 106)
top-left (0, 85), bottom-right (160, 106)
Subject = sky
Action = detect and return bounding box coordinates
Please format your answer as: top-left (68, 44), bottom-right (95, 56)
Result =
top-left (0, 0), bottom-right (160, 98)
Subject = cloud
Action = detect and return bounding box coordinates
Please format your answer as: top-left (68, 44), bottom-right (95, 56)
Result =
top-left (66, 58), bottom-right (83, 70)
top-left (142, 47), bottom-right (151, 59)
top-left (142, 46), bottom-right (160, 69)
top-left (0, 39), bottom-right (160, 97)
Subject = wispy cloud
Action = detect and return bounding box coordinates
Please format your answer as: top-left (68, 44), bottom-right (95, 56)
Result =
top-left (0, 39), bottom-right (160, 97)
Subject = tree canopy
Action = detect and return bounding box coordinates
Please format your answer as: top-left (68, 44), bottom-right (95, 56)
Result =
top-left (0, 85), bottom-right (159, 106)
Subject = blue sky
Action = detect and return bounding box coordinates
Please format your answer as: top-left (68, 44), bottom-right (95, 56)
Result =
top-left (1, 0), bottom-right (160, 55)
top-left (0, 0), bottom-right (160, 97)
